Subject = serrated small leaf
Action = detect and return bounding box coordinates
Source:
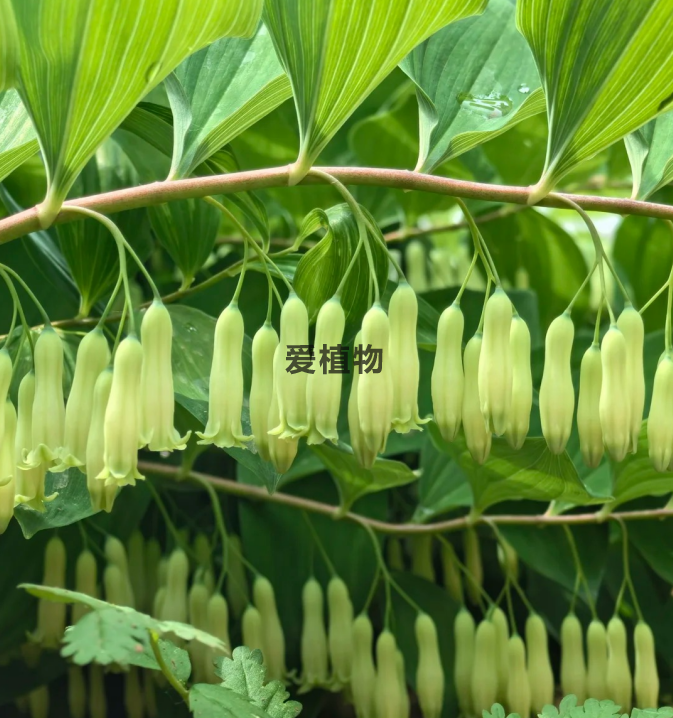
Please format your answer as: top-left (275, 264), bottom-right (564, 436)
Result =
top-left (168, 22), bottom-right (292, 179)
top-left (625, 111), bottom-right (673, 200)
top-left (518, 0), bottom-right (673, 200)
top-left (190, 683), bottom-right (273, 718)
top-left (429, 423), bottom-right (600, 514)
top-left (311, 442), bottom-right (417, 514)
top-left (401, 0), bottom-right (545, 174)
top-left (7, 0), bottom-right (263, 223)
top-left (264, 0), bottom-right (487, 182)
top-left (292, 204), bottom-right (389, 328)
top-left (0, 90), bottom-right (38, 182)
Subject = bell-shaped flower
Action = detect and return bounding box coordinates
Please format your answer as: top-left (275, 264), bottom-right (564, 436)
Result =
top-left (140, 301), bottom-right (189, 451)
top-left (306, 298), bottom-right (345, 445)
top-left (348, 331), bottom-right (377, 469)
top-left (478, 288), bottom-right (513, 437)
top-left (250, 322), bottom-right (279, 462)
top-left (25, 327), bottom-right (65, 467)
top-left (14, 372), bottom-right (53, 512)
top-left (649, 353), bottom-right (673, 471)
top-left (86, 369), bottom-right (117, 513)
top-left (0, 400), bottom-right (17, 534)
top-left (539, 313), bottom-right (575, 454)
top-left (357, 304), bottom-right (393, 458)
top-left (617, 305), bottom-right (645, 453)
top-left (0, 349), bottom-right (12, 434)
top-left (54, 328), bottom-right (110, 471)
top-left (577, 344), bottom-right (604, 468)
top-left (505, 315), bottom-right (532, 450)
top-left (389, 282), bottom-right (429, 434)
top-left (99, 336), bottom-right (144, 487)
top-left (432, 303), bottom-right (464, 442)
top-left (463, 334), bottom-right (491, 464)
top-left (269, 293), bottom-right (310, 439)
top-left (599, 325), bottom-right (630, 462)
top-left (267, 345), bottom-right (298, 473)
top-left (198, 302), bottom-right (250, 449)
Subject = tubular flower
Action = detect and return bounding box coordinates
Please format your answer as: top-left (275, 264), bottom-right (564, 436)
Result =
top-left (478, 288), bottom-right (513, 437)
top-left (647, 352), bottom-right (673, 472)
top-left (306, 298), bottom-right (346, 445)
top-left (506, 315), bottom-right (532, 449)
top-left (86, 369), bottom-right (117, 513)
top-left (617, 305), bottom-right (645, 453)
top-left (389, 282), bottom-right (428, 433)
top-left (14, 373), bottom-right (52, 512)
top-left (198, 303), bottom-right (249, 448)
top-left (0, 400), bottom-right (17, 534)
top-left (141, 301), bottom-right (189, 451)
top-left (25, 327), bottom-right (66, 467)
top-left (432, 302), bottom-right (464, 442)
top-left (357, 304), bottom-right (393, 458)
top-left (463, 334), bottom-right (491, 464)
top-left (99, 336), bottom-right (144, 487)
top-left (539, 313), bottom-right (575, 454)
top-left (0, 349), bottom-right (12, 436)
top-left (55, 328), bottom-right (110, 471)
top-left (250, 322), bottom-right (279, 462)
top-left (599, 325), bottom-right (630, 462)
top-left (269, 293), bottom-right (310, 439)
top-left (348, 331), bottom-right (377, 469)
top-left (267, 345), bottom-right (298, 473)
top-left (577, 344), bottom-right (604, 468)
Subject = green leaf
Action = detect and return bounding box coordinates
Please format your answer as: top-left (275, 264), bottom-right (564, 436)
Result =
top-left (609, 420), bottom-right (673, 509)
top-left (19, 584), bottom-right (227, 653)
top-left (55, 140), bottom-right (153, 315)
top-left (292, 204), bottom-right (389, 328)
top-left (264, 0), bottom-right (487, 183)
top-left (168, 22), bottom-right (292, 179)
top-left (517, 0), bottom-right (673, 201)
top-left (429, 423), bottom-right (599, 514)
top-left (625, 111), bottom-right (673, 200)
top-left (8, 0), bottom-right (262, 224)
top-left (0, 89), bottom-right (38, 182)
top-left (310, 442), bottom-right (417, 514)
top-left (412, 431), bottom-right (472, 523)
top-left (401, 0), bottom-right (545, 174)
top-left (190, 684), bottom-right (273, 718)
top-left (214, 646), bottom-right (302, 718)
top-left (629, 521), bottom-right (673, 585)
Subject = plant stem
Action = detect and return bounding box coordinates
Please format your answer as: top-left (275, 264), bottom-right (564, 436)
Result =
top-left (0, 265), bottom-right (51, 325)
top-left (0, 269), bottom-right (34, 356)
top-left (149, 630), bottom-right (189, 704)
top-left (302, 512), bottom-right (337, 577)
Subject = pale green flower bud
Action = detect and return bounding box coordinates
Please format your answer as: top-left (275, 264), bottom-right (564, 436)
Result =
top-left (357, 304), bottom-right (393, 457)
top-left (406, 240), bottom-right (428, 293)
top-left (540, 313), bottom-right (575, 454)
top-left (55, 328), bottom-right (110, 471)
top-left (14, 373), bottom-right (52, 512)
top-left (26, 327), bottom-right (65, 466)
top-left (198, 302), bottom-right (250, 449)
top-left (0, 400), bottom-right (17, 534)
top-left (617, 306), bottom-right (645, 453)
top-left (348, 331), bottom-right (377, 469)
top-left (648, 353), bottom-right (673, 472)
top-left (0, 349), bottom-right (13, 433)
top-left (463, 334), bottom-right (491, 464)
top-left (250, 322), bottom-right (279, 462)
top-left (389, 282), bottom-right (428, 434)
top-left (478, 288), bottom-right (513, 437)
top-left (307, 298), bottom-right (345, 445)
top-left (269, 293), bottom-right (310, 439)
top-left (577, 345), bottom-right (603, 469)
top-left (432, 303), bottom-right (464, 442)
top-left (268, 345), bottom-right (298, 473)
top-left (99, 336), bottom-right (144, 487)
top-left (599, 325), bottom-right (630, 462)
top-left (141, 301), bottom-right (189, 451)
top-left (506, 316), bottom-right (532, 450)
top-left (86, 369), bottom-right (117, 513)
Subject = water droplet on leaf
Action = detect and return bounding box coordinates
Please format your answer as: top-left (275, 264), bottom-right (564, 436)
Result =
top-left (456, 92), bottom-right (513, 119)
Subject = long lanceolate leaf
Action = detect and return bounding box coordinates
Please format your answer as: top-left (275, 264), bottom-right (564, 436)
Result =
top-left (264, 0), bottom-right (487, 184)
top-left (6, 0), bottom-right (262, 227)
top-left (402, 0), bottom-right (545, 175)
top-left (624, 112), bottom-right (673, 201)
top-left (0, 90), bottom-right (38, 182)
top-left (517, 0), bottom-right (673, 203)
